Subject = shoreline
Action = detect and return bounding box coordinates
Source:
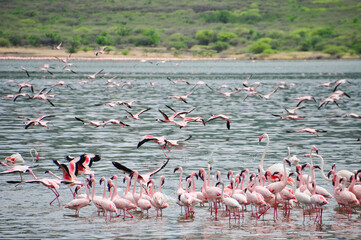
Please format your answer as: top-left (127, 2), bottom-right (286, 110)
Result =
top-left (0, 47), bottom-right (359, 61)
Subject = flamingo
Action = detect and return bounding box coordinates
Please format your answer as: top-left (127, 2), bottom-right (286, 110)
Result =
top-left (216, 89), bottom-right (241, 98)
top-left (87, 69), bottom-right (104, 79)
top-left (166, 77), bottom-right (190, 85)
top-left (258, 133), bottom-right (295, 185)
top-left (186, 171), bottom-right (206, 205)
top-left (31, 88), bottom-right (55, 106)
top-left (174, 166), bottom-right (186, 214)
top-left (166, 135), bottom-right (192, 149)
top-left (108, 176), bottom-right (137, 218)
top-left (75, 117), bottom-right (105, 127)
top-left (294, 95), bottom-right (317, 107)
top-left (23, 115), bottom-right (55, 129)
top-left (329, 163), bottom-right (357, 186)
top-left (244, 183), bottom-right (269, 220)
top-left (112, 158), bottom-right (169, 185)
top-left (17, 80), bottom-right (34, 93)
top-left (283, 106), bottom-right (305, 115)
top-left (206, 114), bottom-right (231, 130)
top-left (333, 79), bottom-right (350, 91)
top-left (309, 166), bottom-right (329, 224)
top-left (294, 165), bottom-right (312, 216)
top-left (291, 128), bottom-right (327, 136)
top-left (0, 162), bottom-right (34, 183)
top-left (199, 167), bottom-right (222, 219)
top-left (125, 108), bottom-right (151, 120)
top-left (148, 176), bottom-right (169, 217)
top-left (55, 42), bottom-right (62, 50)
top-left (348, 170), bottom-right (361, 201)
top-left (95, 46), bottom-right (107, 56)
top-left (190, 81), bottom-right (213, 91)
top-left (266, 158), bottom-right (291, 219)
top-left (258, 87), bottom-right (279, 100)
top-left (99, 177), bottom-right (117, 220)
top-left (169, 92), bottom-right (193, 103)
top-left (5, 153), bottom-right (25, 164)
top-left (342, 113), bottom-right (361, 119)
top-left (137, 183), bottom-right (152, 217)
top-left (102, 119), bottom-right (130, 127)
top-left (122, 175), bottom-right (136, 205)
top-left (65, 153), bottom-right (101, 176)
top-left (24, 169), bottom-right (62, 206)
top-left (137, 135), bottom-right (170, 157)
top-left (216, 181), bottom-right (242, 221)
top-left (64, 179), bottom-right (91, 215)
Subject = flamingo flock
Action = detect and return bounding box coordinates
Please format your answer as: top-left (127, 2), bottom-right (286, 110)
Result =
top-left (1, 59), bottom-right (361, 228)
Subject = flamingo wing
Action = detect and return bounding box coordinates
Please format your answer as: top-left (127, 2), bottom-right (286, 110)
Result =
top-left (112, 161), bottom-right (134, 175)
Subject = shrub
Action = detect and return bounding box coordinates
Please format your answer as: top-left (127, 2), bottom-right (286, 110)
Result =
top-left (248, 42), bottom-right (272, 54)
top-left (195, 29), bottom-right (214, 45)
top-left (217, 31), bottom-right (237, 42)
top-left (322, 45), bottom-right (347, 55)
top-left (0, 37), bottom-right (11, 47)
top-left (352, 43), bottom-right (361, 54)
top-left (122, 49), bottom-right (130, 55)
top-left (168, 41), bottom-right (187, 50)
top-left (80, 46), bottom-right (92, 52)
top-left (134, 28), bottom-right (160, 46)
top-left (211, 41), bottom-right (229, 53)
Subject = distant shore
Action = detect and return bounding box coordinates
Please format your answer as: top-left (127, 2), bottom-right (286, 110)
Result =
top-left (0, 47), bottom-right (359, 61)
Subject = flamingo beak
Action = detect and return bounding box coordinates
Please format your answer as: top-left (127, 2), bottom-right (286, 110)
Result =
top-left (313, 146), bottom-right (319, 154)
top-left (259, 135), bottom-right (264, 143)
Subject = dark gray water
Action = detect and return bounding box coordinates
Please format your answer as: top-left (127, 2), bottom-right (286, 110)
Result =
top-left (0, 59), bottom-right (360, 239)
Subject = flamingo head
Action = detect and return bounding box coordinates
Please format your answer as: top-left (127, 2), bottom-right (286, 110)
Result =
top-left (284, 158), bottom-right (291, 167)
top-left (173, 166), bottom-right (182, 173)
top-left (327, 169), bottom-right (335, 179)
top-left (227, 170), bottom-right (233, 180)
top-left (301, 163), bottom-right (310, 170)
top-left (147, 179), bottom-right (154, 188)
top-left (313, 165), bottom-right (321, 171)
top-left (74, 185), bottom-right (81, 194)
top-left (110, 175), bottom-right (117, 181)
top-left (312, 145), bottom-right (318, 154)
top-left (160, 176), bottom-right (165, 186)
top-left (99, 177), bottom-right (106, 185)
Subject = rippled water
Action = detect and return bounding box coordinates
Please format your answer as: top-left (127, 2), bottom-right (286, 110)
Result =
top-left (0, 59), bottom-right (360, 239)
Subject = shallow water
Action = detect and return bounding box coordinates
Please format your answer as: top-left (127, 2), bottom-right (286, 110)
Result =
top-left (0, 59), bottom-right (360, 239)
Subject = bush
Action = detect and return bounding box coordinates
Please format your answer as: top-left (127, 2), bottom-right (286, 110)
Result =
top-left (352, 43), bottom-right (361, 54)
top-left (195, 29), bottom-right (214, 45)
top-left (66, 37), bottom-right (81, 53)
top-left (211, 41), bottom-right (229, 53)
top-left (0, 37), bottom-right (11, 47)
top-left (134, 28), bottom-right (160, 46)
top-left (80, 46), bottom-right (92, 52)
top-left (248, 42), bottom-right (272, 54)
top-left (217, 31), bottom-right (237, 42)
top-left (168, 41), bottom-right (187, 50)
top-left (322, 45), bottom-right (347, 55)
top-left (122, 49), bottom-right (130, 55)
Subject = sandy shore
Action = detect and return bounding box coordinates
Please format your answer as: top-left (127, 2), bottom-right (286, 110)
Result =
top-left (0, 47), bottom-right (357, 61)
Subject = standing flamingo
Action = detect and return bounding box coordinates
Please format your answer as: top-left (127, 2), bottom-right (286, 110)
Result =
top-left (64, 179), bottom-right (91, 215)
top-left (216, 181), bottom-right (242, 221)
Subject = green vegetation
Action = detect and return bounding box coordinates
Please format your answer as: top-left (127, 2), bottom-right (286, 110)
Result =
top-left (0, 0), bottom-right (360, 57)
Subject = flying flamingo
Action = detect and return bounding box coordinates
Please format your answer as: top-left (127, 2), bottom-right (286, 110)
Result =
top-left (95, 46), bottom-right (107, 56)
top-left (112, 158), bottom-right (169, 185)
top-left (342, 113), bottom-right (361, 119)
top-left (102, 119), bottom-right (130, 127)
top-left (206, 114), bottom-right (231, 130)
top-left (287, 128), bottom-right (327, 136)
top-left (169, 92), bottom-right (193, 103)
top-left (64, 179), bottom-right (91, 215)
top-left (190, 81), bottom-right (213, 91)
top-left (125, 108), bottom-right (151, 120)
top-left (17, 80), bottom-right (34, 93)
top-left (294, 95), bottom-right (317, 107)
top-left (87, 69), bottom-right (104, 79)
top-left (75, 117), bottom-right (105, 127)
top-left (333, 79), bottom-right (350, 92)
top-left (24, 169), bottom-right (62, 207)
top-left (137, 135), bottom-right (170, 157)
top-left (166, 135), bottom-right (192, 149)
top-left (258, 87), bottom-right (279, 100)
top-left (216, 89), bottom-right (241, 98)
top-left (0, 162), bottom-right (35, 184)
top-left (23, 115), bottom-right (55, 129)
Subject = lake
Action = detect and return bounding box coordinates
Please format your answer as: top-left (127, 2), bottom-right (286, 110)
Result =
top-left (0, 59), bottom-right (360, 239)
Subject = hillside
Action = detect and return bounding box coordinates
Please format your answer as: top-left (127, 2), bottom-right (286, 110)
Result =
top-left (0, 0), bottom-right (360, 59)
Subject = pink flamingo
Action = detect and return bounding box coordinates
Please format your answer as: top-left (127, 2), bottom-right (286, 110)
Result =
top-left (199, 167), bottom-right (222, 219)
top-left (64, 179), bottom-right (91, 215)
top-left (309, 166), bottom-right (329, 224)
top-left (99, 177), bottom-right (117, 220)
top-left (148, 176), bottom-right (169, 217)
top-left (206, 114), bottom-right (231, 130)
top-left (108, 176), bottom-right (137, 218)
top-left (137, 135), bottom-right (170, 157)
top-left (216, 181), bottom-right (242, 221)
top-left (294, 95), bottom-right (317, 107)
top-left (348, 170), bottom-right (361, 201)
top-left (24, 169), bottom-right (62, 206)
top-left (125, 108), bottom-right (151, 120)
top-left (169, 92), bottom-right (193, 103)
top-left (0, 162), bottom-right (34, 183)
top-left (23, 115), bottom-right (55, 129)
top-left (137, 183), bottom-right (152, 217)
top-left (266, 158), bottom-right (291, 219)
